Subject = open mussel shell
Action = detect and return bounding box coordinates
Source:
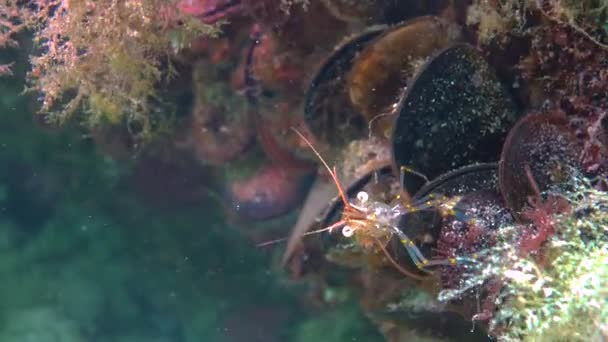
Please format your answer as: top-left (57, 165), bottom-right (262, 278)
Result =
top-left (304, 26), bottom-right (386, 147)
top-left (348, 16), bottom-right (461, 136)
top-left (499, 112), bottom-right (583, 218)
top-left (414, 163), bottom-right (499, 199)
top-left (395, 163), bottom-right (502, 267)
top-left (413, 163), bottom-right (505, 233)
top-left (392, 44), bottom-right (521, 188)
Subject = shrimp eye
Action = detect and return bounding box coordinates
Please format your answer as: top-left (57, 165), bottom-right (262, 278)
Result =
top-left (342, 226), bottom-right (355, 237)
top-left (356, 191), bottom-right (369, 204)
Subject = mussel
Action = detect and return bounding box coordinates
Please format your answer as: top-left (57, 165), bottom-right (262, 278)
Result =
top-left (392, 44), bottom-right (521, 189)
top-left (348, 16), bottom-right (461, 136)
top-left (499, 112), bottom-right (583, 218)
top-left (395, 163), bottom-right (507, 271)
top-left (304, 16), bottom-right (462, 147)
top-left (304, 26), bottom-right (386, 147)
top-left (414, 163), bottom-right (499, 199)
top-left (285, 16), bottom-right (536, 341)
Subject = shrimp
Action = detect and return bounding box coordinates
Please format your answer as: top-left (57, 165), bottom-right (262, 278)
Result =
top-left (261, 128), bottom-right (479, 279)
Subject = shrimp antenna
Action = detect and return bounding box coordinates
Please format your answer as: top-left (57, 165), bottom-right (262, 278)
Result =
top-left (258, 129), bottom-right (352, 257)
top-left (290, 127), bottom-right (350, 207)
top-left (257, 219), bottom-right (346, 248)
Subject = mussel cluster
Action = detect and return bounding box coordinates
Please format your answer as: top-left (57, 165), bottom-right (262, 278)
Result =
top-left (277, 13), bottom-right (604, 342)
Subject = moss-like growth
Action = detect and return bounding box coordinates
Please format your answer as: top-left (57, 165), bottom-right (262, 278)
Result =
top-left (440, 177), bottom-right (608, 341)
top-left (492, 181), bottom-right (608, 341)
top-left (1, 0), bottom-right (219, 141)
top-left (551, 0), bottom-right (608, 41)
top-left (468, 0), bottom-right (608, 47)
top-left (466, 0), bottom-right (528, 45)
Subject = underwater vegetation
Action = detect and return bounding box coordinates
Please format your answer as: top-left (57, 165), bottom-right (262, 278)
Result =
top-left (0, 0), bottom-right (218, 141)
top-left (2, 0), bottom-right (608, 341)
top-left (452, 178), bottom-right (608, 341)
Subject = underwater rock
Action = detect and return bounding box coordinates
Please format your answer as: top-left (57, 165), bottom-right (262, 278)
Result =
top-left (249, 29), bottom-right (309, 94)
top-left (518, 22), bottom-right (608, 177)
top-left (178, 0), bottom-right (244, 24)
top-left (187, 55), bottom-right (257, 166)
top-left (228, 164), bottom-right (313, 220)
top-left (253, 111), bottom-right (317, 170)
top-left (251, 1), bottom-right (348, 53)
top-left (189, 84), bottom-right (254, 166)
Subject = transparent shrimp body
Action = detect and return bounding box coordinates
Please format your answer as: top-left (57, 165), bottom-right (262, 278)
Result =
top-left (340, 190), bottom-right (479, 271)
top-left (288, 128), bottom-right (478, 275)
top-left (340, 191), bottom-right (403, 238)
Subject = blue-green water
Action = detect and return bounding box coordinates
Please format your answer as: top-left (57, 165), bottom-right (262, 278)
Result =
top-left (0, 54), bottom-right (381, 342)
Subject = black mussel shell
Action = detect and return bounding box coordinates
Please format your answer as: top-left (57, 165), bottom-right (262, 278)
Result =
top-left (395, 163), bottom-right (502, 264)
top-left (499, 112), bottom-right (583, 218)
top-left (392, 44), bottom-right (521, 188)
top-left (414, 162), bottom-right (499, 199)
top-left (304, 26), bottom-right (386, 147)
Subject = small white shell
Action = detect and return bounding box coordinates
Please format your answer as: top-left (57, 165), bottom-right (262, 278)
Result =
top-left (356, 191), bottom-right (369, 203)
top-left (342, 226), bottom-right (355, 237)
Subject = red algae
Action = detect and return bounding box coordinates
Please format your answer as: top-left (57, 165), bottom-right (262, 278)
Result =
top-left (1, 0), bottom-right (219, 140)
